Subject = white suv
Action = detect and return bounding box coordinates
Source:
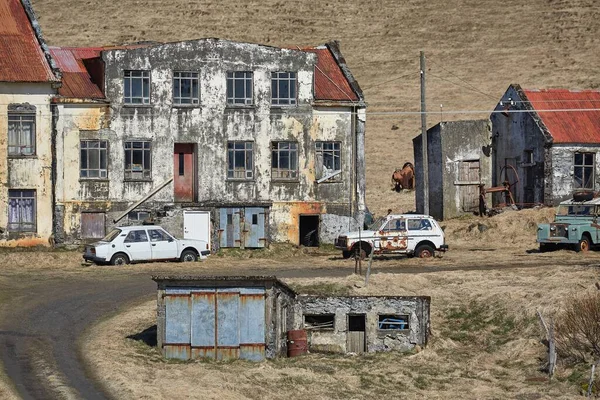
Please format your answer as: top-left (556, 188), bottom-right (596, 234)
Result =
top-left (335, 214), bottom-right (448, 259)
top-left (83, 225), bottom-right (210, 265)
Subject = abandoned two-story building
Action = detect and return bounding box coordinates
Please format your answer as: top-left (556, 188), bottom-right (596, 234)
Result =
top-left (492, 84), bottom-right (600, 206)
top-left (0, 0), bottom-right (61, 246)
top-left (50, 39), bottom-right (367, 248)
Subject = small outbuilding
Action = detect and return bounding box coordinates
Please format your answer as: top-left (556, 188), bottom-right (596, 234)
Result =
top-left (153, 275), bottom-right (431, 361)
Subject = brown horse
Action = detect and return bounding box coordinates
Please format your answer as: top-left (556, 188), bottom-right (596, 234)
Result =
top-left (391, 162), bottom-right (415, 192)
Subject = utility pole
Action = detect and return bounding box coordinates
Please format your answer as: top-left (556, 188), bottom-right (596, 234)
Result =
top-left (420, 51), bottom-right (429, 215)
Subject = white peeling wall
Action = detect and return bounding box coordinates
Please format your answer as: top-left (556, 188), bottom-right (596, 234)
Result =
top-left (551, 144), bottom-right (600, 203)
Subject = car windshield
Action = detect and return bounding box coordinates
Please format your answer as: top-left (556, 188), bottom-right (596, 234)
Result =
top-left (556, 205), bottom-right (595, 216)
top-left (102, 229), bottom-right (122, 242)
top-left (368, 217), bottom-right (386, 231)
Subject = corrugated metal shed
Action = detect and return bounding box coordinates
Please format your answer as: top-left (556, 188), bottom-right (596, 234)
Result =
top-left (0, 0), bottom-right (57, 82)
top-left (523, 88), bottom-right (600, 144)
top-left (49, 47), bottom-right (104, 99)
top-left (304, 47), bottom-right (359, 102)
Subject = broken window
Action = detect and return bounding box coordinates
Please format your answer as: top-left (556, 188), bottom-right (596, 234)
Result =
top-left (123, 70), bottom-right (150, 104)
top-left (8, 112), bottom-right (35, 156)
top-left (128, 210), bottom-right (151, 222)
top-left (378, 314), bottom-right (409, 330)
top-left (80, 140), bottom-right (108, 178)
top-left (227, 141), bottom-right (253, 179)
top-left (173, 71), bottom-right (199, 105)
top-left (574, 152), bottom-right (595, 189)
top-left (124, 141), bottom-right (151, 180)
top-left (271, 72), bottom-right (297, 105)
top-left (7, 190), bottom-right (36, 232)
top-left (315, 142), bottom-right (341, 181)
top-left (271, 141), bottom-right (298, 180)
top-left (226, 71), bottom-right (253, 105)
top-left (304, 314), bottom-right (335, 330)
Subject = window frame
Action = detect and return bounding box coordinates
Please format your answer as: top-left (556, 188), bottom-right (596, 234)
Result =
top-left (271, 141), bottom-right (299, 181)
top-left (304, 314), bottom-right (335, 331)
top-left (227, 141), bottom-right (254, 180)
top-left (7, 189), bottom-right (36, 233)
top-left (315, 141), bottom-right (342, 181)
top-left (124, 140), bottom-right (152, 181)
top-left (378, 314), bottom-right (410, 331)
top-left (173, 71), bottom-right (200, 105)
top-left (8, 112), bottom-right (36, 156)
top-left (226, 71), bottom-right (253, 106)
top-left (123, 70), bottom-right (151, 105)
top-left (574, 152), bottom-right (595, 190)
top-left (80, 139), bottom-right (108, 179)
top-left (271, 71), bottom-right (297, 106)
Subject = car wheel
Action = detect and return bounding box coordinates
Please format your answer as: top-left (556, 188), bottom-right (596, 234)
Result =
top-left (575, 237), bottom-right (591, 252)
top-left (180, 249), bottom-right (198, 262)
top-left (110, 253), bottom-right (129, 266)
top-left (415, 244), bottom-right (435, 258)
top-left (342, 250), bottom-right (352, 259)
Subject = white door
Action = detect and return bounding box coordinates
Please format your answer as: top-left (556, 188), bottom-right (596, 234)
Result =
top-left (184, 211), bottom-right (211, 249)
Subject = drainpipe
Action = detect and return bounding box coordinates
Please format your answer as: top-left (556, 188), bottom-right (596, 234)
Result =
top-left (51, 103), bottom-right (58, 246)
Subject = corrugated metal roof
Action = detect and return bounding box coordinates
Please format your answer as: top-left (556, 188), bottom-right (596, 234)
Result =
top-left (49, 47), bottom-right (104, 99)
top-left (0, 0), bottom-right (57, 82)
top-left (523, 88), bottom-right (600, 144)
top-left (303, 47), bottom-right (359, 102)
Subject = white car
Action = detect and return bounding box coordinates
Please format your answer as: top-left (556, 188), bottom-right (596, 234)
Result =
top-left (335, 214), bottom-right (448, 259)
top-left (83, 225), bottom-right (210, 265)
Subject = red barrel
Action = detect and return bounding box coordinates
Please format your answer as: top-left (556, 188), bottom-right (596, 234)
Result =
top-left (287, 329), bottom-right (308, 357)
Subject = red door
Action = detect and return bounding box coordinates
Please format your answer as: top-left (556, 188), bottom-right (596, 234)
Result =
top-left (174, 143), bottom-right (195, 202)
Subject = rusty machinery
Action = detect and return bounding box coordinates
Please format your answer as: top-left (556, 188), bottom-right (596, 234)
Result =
top-left (478, 164), bottom-right (519, 216)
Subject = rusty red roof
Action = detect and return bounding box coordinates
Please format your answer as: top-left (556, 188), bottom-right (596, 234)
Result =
top-left (303, 47), bottom-right (359, 102)
top-left (0, 0), bottom-right (57, 82)
top-left (523, 88), bottom-right (600, 144)
top-left (49, 47), bottom-right (104, 99)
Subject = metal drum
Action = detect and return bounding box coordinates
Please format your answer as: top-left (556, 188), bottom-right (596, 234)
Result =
top-left (287, 329), bottom-right (308, 357)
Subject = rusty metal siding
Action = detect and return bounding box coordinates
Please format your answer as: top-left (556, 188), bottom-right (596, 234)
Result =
top-left (243, 208), bottom-right (266, 248)
top-left (303, 48), bottom-right (358, 102)
top-left (49, 47), bottom-right (104, 99)
top-left (191, 290), bottom-right (216, 359)
top-left (216, 290), bottom-right (240, 360)
top-left (164, 288), bottom-right (191, 359)
top-left (522, 88), bottom-right (600, 144)
top-left (239, 288), bottom-right (266, 361)
top-left (0, 0), bottom-right (57, 82)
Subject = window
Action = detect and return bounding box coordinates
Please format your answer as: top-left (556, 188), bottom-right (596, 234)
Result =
top-left (227, 141), bottom-right (253, 179)
top-left (304, 314), bottom-right (335, 330)
top-left (378, 314), bottom-right (409, 330)
top-left (7, 190), bottom-right (36, 232)
top-left (173, 71), bottom-right (199, 105)
top-left (574, 152), bottom-right (595, 189)
top-left (524, 150), bottom-right (534, 165)
top-left (8, 113), bottom-right (35, 156)
top-left (271, 72), bottom-right (297, 105)
top-left (226, 71), bottom-right (253, 105)
top-left (148, 229), bottom-right (172, 242)
top-left (123, 70), bottom-right (150, 104)
top-left (407, 218), bottom-right (432, 231)
top-left (316, 142), bottom-right (341, 181)
top-left (128, 210), bottom-right (151, 222)
top-left (383, 218), bottom-right (405, 231)
top-left (124, 229), bottom-right (149, 243)
top-left (80, 140), bottom-right (108, 178)
top-left (272, 142), bottom-right (298, 180)
top-left (124, 141), bottom-right (151, 180)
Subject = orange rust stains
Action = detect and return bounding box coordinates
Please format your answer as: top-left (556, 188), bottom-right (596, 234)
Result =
top-left (284, 202), bottom-right (324, 245)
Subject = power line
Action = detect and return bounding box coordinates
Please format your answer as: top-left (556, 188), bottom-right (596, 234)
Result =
top-left (362, 72), bottom-right (416, 91)
top-left (428, 72), bottom-right (497, 102)
top-left (428, 58), bottom-right (497, 101)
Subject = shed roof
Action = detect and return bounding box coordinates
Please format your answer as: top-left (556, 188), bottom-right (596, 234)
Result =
top-left (152, 275), bottom-right (296, 296)
top-left (0, 0), bottom-right (58, 83)
top-left (49, 47), bottom-right (104, 99)
top-left (521, 87), bottom-right (600, 144)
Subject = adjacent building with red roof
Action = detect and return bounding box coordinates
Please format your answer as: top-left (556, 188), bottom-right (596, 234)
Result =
top-left (491, 84), bottom-right (600, 206)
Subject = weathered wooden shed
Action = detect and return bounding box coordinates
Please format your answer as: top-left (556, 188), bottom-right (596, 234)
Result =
top-left (293, 295), bottom-right (430, 354)
top-left (153, 275), bottom-right (296, 361)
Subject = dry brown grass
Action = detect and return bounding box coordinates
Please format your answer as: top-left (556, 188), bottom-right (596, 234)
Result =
top-left (30, 0), bottom-right (600, 215)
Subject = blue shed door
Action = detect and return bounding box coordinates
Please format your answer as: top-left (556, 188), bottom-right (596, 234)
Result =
top-left (191, 290), bottom-right (216, 359)
top-left (243, 208), bottom-right (266, 248)
top-left (239, 288), bottom-right (266, 360)
top-left (164, 288), bottom-right (192, 360)
top-left (219, 208), bottom-right (241, 248)
top-left (216, 290), bottom-right (240, 360)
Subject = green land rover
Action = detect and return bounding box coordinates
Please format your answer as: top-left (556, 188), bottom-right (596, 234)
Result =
top-left (537, 194), bottom-right (600, 252)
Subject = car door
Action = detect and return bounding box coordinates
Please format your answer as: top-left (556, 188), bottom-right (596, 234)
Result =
top-left (379, 218), bottom-right (408, 253)
top-left (148, 228), bottom-right (179, 260)
top-left (406, 218), bottom-right (434, 249)
top-left (123, 229), bottom-right (152, 261)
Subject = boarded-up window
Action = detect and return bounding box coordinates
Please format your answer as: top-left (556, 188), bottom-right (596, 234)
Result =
top-left (81, 213), bottom-right (105, 239)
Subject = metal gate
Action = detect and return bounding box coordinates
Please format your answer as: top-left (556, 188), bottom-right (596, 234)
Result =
top-left (219, 207), bottom-right (266, 248)
top-left (164, 287), bottom-right (266, 361)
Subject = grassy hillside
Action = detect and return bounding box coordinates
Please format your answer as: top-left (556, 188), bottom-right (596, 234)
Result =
top-left (31, 0), bottom-right (600, 215)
